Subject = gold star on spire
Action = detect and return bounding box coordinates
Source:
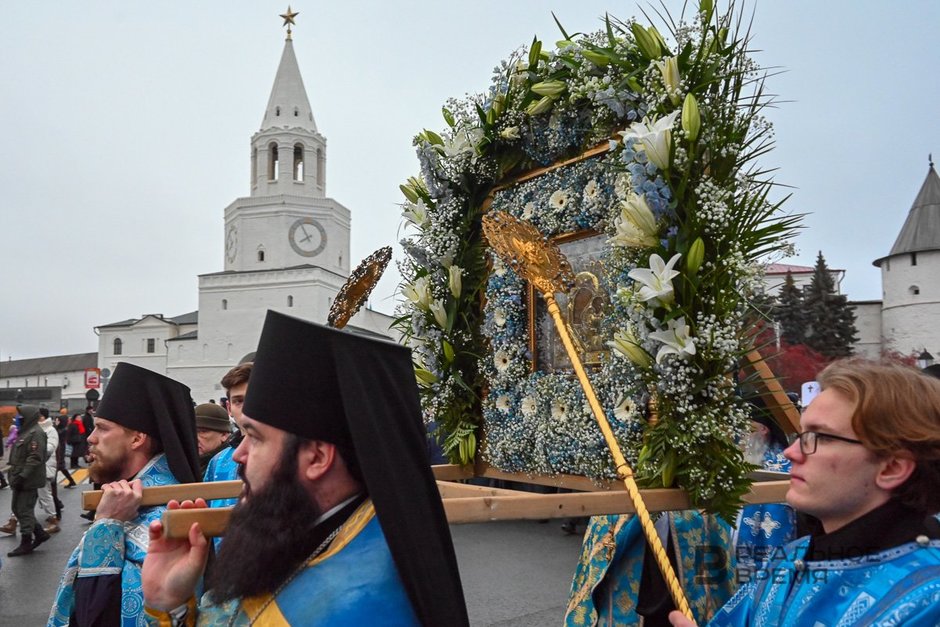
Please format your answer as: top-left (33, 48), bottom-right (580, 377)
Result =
top-left (280, 6), bottom-right (299, 39)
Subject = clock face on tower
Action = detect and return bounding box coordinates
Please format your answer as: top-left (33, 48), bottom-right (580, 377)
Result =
top-left (225, 225), bottom-right (238, 263)
top-left (288, 217), bottom-right (328, 258)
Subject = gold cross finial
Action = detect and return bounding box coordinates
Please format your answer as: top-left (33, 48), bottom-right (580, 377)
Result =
top-left (280, 6), bottom-right (299, 39)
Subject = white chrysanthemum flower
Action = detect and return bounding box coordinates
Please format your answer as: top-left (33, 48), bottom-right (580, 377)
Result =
top-left (521, 202), bottom-right (535, 220)
top-left (551, 399), bottom-right (569, 420)
top-left (583, 179), bottom-right (599, 201)
top-left (614, 396), bottom-right (637, 421)
top-left (493, 308), bottom-right (506, 327)
top-left (495, 395), bottom-right (511, 412)
top-left (494, 349), bottom-right (511, 372)
top-left (521, 396), bottom-right (537, 416)
top-left (549, 189), bottom-right (569, 210)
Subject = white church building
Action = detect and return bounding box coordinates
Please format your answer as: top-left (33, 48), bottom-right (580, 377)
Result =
top-left (95, 27), bottom-right (394, 402)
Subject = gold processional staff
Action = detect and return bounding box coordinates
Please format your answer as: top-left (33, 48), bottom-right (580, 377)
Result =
top-left (481, 211), bottom-right (693, 621)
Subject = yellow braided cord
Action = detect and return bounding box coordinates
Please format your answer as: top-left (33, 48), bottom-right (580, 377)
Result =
top-left (546, 297), bottom-right (694, 621)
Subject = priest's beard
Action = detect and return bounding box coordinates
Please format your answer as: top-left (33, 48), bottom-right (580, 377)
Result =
top-left (88, 449), bottom-right (130, 484)
top-left (207, 436), bottom-right (323, 602)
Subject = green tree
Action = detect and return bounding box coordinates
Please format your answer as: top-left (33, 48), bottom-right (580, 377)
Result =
top-left (774, 271), bottom-right (806, 345)
top-left (802, 252), bottom-right (858, 358)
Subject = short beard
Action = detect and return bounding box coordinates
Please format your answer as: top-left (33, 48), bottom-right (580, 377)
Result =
top-left (89, 452), bottom-right (129, 484)
top-left (206, 436), bottom-right (322, 602)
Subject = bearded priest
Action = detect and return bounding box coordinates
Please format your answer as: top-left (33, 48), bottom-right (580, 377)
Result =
top-left (49, 363), bottom-right (200, 626)
top-left (142, 311), bottom-right (469, 626)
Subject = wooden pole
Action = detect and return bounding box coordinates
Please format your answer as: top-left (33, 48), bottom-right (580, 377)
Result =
top-left (81, 480), bottom-right (243, 511)
top-left (159, 480), bottom-right (791, 537)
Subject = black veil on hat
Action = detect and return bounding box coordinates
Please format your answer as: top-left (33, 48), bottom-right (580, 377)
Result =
top-left (95, 362), bottom-right (199, 484)
top-left (243, 310), bottom-right (469, 627)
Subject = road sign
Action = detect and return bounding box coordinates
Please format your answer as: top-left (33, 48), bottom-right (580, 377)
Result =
top-left (84, 368), bottom-right (101, 389)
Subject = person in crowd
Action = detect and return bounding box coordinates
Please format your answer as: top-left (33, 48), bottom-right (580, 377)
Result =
top-left (55, 413), bottom-right (78, 488)
top-left (67, 413), bottom-right (87, 469)
top-left (0, 421), bottom-right (20, 521)
top-left (202, 364), bottom-right (251, 510)
top-left (0, 429), bottom-right (10, 490)
top-left (81, 406), bottom-right (95, 465)
top-left (48, 363), bottom-right (199, 627)
top-left (142, 311), bottom-right (469, 626)
top-left (670, 358), bottom-right (940, 626)
top-left (36, 408), bottom-right (63, 534)
top-left (732, 401), bottom-right (797, 576)
top-left (193, 403), bottom-right (232, 477)
top-left (5, 405), bottom-right (51, 557)
top-left (0, 414), bottom-right (13, 490)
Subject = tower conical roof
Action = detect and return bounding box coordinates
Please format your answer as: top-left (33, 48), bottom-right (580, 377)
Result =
top-left (874, 162), bottom-right (940, 266)
top-left (260, 38), bottom-right (316, 133)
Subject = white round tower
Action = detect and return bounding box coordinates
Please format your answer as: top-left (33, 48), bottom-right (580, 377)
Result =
top-left (873, 158), bottom-right (940, 357)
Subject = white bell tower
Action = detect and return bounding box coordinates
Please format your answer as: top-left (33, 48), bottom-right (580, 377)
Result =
top-left (222, 8), bottom-right (350, 277)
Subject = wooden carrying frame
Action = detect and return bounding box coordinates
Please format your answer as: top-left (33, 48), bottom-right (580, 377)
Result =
top-left (84, 341), bottom-right (798, 538)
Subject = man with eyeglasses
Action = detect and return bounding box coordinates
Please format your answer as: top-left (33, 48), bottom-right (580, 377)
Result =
top-left (671, 358), bottom-right (940, 626)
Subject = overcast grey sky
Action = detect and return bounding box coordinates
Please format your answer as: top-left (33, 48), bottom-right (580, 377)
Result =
top-left (2, 1), bottom-right (938, 360)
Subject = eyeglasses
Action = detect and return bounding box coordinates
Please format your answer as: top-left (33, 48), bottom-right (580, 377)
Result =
top-left (788, 430), bottom-right (864, 456)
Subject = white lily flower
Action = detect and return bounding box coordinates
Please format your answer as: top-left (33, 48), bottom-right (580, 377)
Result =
top-left (402, 276), bottom-right (432, 311)
top-left (609, 193), bottom-right (659, 248)
top-left (442, 132), bottom-right (469, 157)
top-left (655, 56), bottom-right (681, 105)
top-left (649, 317), bottom-right (697, 364)
top-left (618, 110), bottom-right (679, 171)
top-left (607, 328), bottom-right (652, 368)
top-left (467, 127), bottom-right (485, 150)
top-left (443, 127), bottom-right (481, 158)
top-left (448, 265), bottom-right (463, 298)
top-left (628, 253), bottom-right (682, 306)
top-left (500, 126), bottom-right (521, 140)
top-left (402, 198), bottom-right (429, 228)
top-left (429, 299), bottom-right (448, 329)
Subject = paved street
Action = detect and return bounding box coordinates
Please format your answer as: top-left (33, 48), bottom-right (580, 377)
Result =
top-left (0, 476), bottom-right (584, 626)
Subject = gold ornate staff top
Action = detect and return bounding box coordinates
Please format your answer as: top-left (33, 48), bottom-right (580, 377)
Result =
top-left (327, 246), bottom-right (393, 329)
top-left (280, 5), bottom-right (299, 39)
top-left (482, 211), bottom-right (574, 294)
top-left (482, 211), bottom-right (693, 621)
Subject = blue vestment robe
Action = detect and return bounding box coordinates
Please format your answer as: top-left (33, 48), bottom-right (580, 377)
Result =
top-left (146, 500), bottom-right (419, 626)
top-left (710, 535), bottom-right (940, 626)
top-left (733, 446), bottom-right (797, 573)
top-left (203, 446), bottom-right (239, 509)
top-left (49, 454), bottom-right (181, 627)
top-left (565, 511), bottom-right (736, 626)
